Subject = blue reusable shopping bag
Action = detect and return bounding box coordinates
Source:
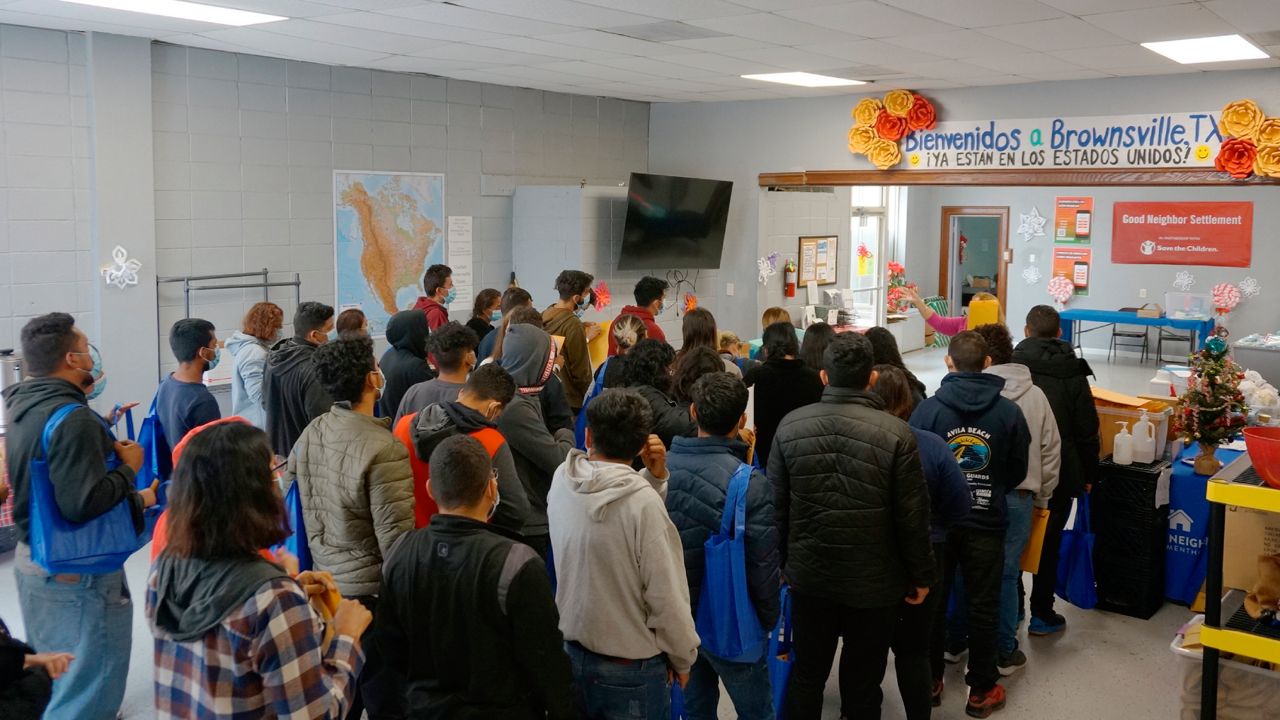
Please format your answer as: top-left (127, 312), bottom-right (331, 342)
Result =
top-left (574, 357), bottom-right (611, 450)
top-left (29, 404), bottom-right (144, 574)
top-left (122, 404), bottom-right (171, 541)
top-left (670, 681), bottom-right (686, 720)
top-left (769, 584), bottom-right (795, 720)
top-left (695, 463), bottom-right (768, 664)
top-left (277, 480), bottom-right (312, 572)
top-left (1056, 493), bottom-right (1098, 610)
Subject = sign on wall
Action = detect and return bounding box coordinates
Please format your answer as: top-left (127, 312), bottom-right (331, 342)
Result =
top-left (1054, 196), bottom-right (1093, 244)
top-left (1051, 247), bottom-right (1092, 296)
top-left (1111, 202), bottom-right (1253, 268)
top-left (899, 112), bottom-right (1223, 171)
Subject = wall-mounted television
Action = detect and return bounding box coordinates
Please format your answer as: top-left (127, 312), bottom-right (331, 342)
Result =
top-left (617, 172), bottom-right (733, 270)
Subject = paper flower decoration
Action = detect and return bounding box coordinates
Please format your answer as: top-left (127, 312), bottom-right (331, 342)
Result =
top-left (1254, 142), bottom-right (1280, 178)
top-left (1214, 99), bottom-right (1280, 179)
top-left (684, 293), bottom-right (698, 313)
top-left (1215, 137), bottom-right (1258, 179)
top-left (857, 243), bottom-right (872, 259)
top-left (847, 90), bottom-right (939, 171)
top-left (757, 252), bottom-right (780, 284)
top-left (1022, 265), bottom-right (1043, 285)
top-left (1219, 99), bottom-right (1265, 140)
top-left (1173, 271), bottom-right (1196, 291)
top-left (1257, 117), bottom-right (1280, 146)
top-left (1017, 206), bottom-right (1047, 242)
top-left (1047, 275), bottom-right (1074, 308)
top-left (101, 245), bottom-right (141, 289)
top-left (1239, 277), bottom-right (1261, 298)
top-left (592, 281), bottom-right (612, 312)
top-left (1212, 282), bottom-right (1242, 311)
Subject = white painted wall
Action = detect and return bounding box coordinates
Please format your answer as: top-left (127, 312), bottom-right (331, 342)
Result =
top-left (648, 69), bottom-right (1280, 339)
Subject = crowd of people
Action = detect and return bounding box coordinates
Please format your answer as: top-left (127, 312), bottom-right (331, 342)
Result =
top-left (0, 262), bottom-right (1102, 720)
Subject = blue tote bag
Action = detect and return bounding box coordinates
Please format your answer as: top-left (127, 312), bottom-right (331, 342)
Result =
top-left (1056, 494), bottom-right (1098, 610)
top-left (574, 357), bottom-right (611, 450)
top-left (29, 404), bottom-right (143, 574)
top-left (769, 584), bottom-right (795, 719)
top-left (121, 403), bottom-right (171, 541)
top-left (277, 480), bottom-right (312, 572)
top-left (695, 463), bottom-right (767, 664)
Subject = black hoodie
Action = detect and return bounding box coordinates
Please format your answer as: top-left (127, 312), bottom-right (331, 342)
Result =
top-left (1013, 336), bottom-right (1100, 501)
top-left (380, 310), bottom-right (434, 419)
top-left (910, 372), bottom-right (1030, 532)
top-left (263, 337), bottom-right (332, 458)
top-left (2, 377), bottom-right (143, 545)
top-left (149, 553), bottom-right (288, 642)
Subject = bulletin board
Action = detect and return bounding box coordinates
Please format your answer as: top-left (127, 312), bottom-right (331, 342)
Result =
top-left (798, 235), bottom-right (838, 286)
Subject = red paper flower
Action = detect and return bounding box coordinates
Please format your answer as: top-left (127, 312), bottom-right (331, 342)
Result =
top-left (684, 293), bottom-right (698, 313)
top-left (875, 109), bottom-right (909, 142)
top-left (857, 242), bottom-right (871, 259)
top-left (887, 261), bottom-right (905, 275)
top-left (906, 94), bottom-right (937, 131)
top-left (1215, 137), bottom-right (1257, 179)
top-left (592, 281), bottom-right (612, 312)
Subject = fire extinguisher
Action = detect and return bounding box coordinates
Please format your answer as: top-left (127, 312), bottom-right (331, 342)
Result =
top-left (783, 259), bottom-right (797, 298)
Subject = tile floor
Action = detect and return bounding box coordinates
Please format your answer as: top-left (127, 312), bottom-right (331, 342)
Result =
top-left (0, 347), bottom-right (1198, 719)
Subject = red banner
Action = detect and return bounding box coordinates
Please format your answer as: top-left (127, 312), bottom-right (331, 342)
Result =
top-left (1111, 201), bottom-right (1252, 267)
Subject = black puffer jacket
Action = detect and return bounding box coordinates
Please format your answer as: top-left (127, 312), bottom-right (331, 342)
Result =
top-left (1012, 337), bottom-right (1100, 502)
top-left (768, 387), bottom-right (936, 608)
top-left (665, 436), bottom-right (780, 633)
top-left (631, 385), bottom-right (696, 449)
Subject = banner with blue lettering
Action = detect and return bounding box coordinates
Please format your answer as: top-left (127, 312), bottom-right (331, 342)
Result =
top-left (898, 112), bottom-right (1223, 171)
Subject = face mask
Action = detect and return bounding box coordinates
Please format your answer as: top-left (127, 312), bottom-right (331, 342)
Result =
top-left (326, 329), bottom-right (338, 342)
top-left (443, 287), bottom-right (457, 306)
top-left (486, 481), bottom-right (501, 522)
top-left (372, 369), bottom-right (385, 400)
top-left (574, 295), bottom-right (590, 318)
top-left (72, 345), bottom-right (106, 401)
top-left (203, 347), bottom-right (221, 372)
top-left (490, 309), bottom-right (502, 323)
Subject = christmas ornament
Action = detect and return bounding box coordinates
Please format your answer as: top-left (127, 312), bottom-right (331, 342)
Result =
top-left (1174, 338), bottom-right (1249, 475)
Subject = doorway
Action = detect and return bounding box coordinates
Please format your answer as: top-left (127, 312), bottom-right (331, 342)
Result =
top-left (938, 206), bottom-right (1009, 315)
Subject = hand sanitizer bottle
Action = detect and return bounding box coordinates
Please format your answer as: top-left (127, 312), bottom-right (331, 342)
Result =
top-left (1113, 422), bottom-right (1134, 466)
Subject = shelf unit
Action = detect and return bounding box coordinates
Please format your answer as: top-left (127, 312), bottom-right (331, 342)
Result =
top-left (1201, 455), bottom-right (1280, 719)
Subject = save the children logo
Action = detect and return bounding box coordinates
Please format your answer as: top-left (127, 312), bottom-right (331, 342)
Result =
top-left (948, 431), bottom-right (992, 472)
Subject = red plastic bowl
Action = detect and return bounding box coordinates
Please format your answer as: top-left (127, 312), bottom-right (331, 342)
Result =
top-left (1244, 427), bottom-right (1280, 489)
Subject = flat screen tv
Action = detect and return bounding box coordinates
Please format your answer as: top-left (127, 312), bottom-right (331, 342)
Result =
top-left (618, 172), bottom-right (733, 270)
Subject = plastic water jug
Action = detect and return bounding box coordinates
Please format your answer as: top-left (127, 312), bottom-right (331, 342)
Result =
top-left (1113, 422), bottom-right (1133, 465)
top-left (1133, 410), bottom-right (1157, 464)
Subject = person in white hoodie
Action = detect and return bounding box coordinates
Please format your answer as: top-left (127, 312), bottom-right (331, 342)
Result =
top-left (225, 302), bottom-right (282, 429)
top-left (548, 388), bottom-right (700, 720)
top-left (951, 323), bottom-right (1061, 676)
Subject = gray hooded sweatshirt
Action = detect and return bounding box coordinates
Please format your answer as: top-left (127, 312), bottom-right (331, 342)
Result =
top-left (548, 449), bottom-right (700, 674)
top-left (985, 362), bottom-right (1062, 507)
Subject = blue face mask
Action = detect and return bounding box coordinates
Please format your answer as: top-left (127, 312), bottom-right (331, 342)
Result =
top-left (443, 287), bottom-right (457, 306)
top-left (490, 309), bottom-right (503, 323)
top-left (74, 345), bottom-right (107, 401)
top-left (574, 295), bottom-right (591, 318)
top-left (203, 346), bottom-right (222, 372)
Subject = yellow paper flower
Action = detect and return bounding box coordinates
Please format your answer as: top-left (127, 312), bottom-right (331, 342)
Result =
top-left (852, 98), bottom-right (882, 126)
top-left (848, 125), bottom-right (877, 155)
top-left (1255, 117), bottom-right (1280, 147)
top-left (1219, 99), bottom-right (1265, 140)
top-left (1255, 143), bottom-right (1280, 178)
top-left (883, 90), bottom-right (915, 118)
top-left (867, 138), bottom-right (902, 170)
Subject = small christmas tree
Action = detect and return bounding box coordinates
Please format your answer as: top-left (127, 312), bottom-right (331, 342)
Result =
top-left (1174, 335), bottom-right (1249, 474)
top-left (886, 261), bottom-right (918, 314)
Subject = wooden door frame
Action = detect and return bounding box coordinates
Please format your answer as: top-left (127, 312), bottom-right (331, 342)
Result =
top-left (939, 206), bottom-right (1009, 313)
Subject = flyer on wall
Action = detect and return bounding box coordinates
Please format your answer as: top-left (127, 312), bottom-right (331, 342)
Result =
top-left (1111, 201), bottom-right (1252, 267)
top-left (1052, 247), bottom-right (1092, 296)
top-left (1054, 196), bottom-right (1093, 244)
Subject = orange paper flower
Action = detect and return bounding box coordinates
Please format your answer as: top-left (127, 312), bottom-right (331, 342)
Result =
top-left (867, 138), bottom-right (902, 170)
top-left (683, 293), bottom-right (698, 313)
top-left (1215, 137), bottom-right (1257, 179)
top-left (852, 98), bottom-right (882, 126)
top-left (875, 109), bottom-right (909, 142)
top-left (1254, 143), bottom-right (1280, 178)
top-left (1219, 99), bottom-right (1265, 140)
top-left (883, 89), bottom-right (914, 118)
top-left (1255, 117), bottom-right (1280, 146)
top-left (848, 125), bottom-right (877, 154)
top-left (906, 94), bottom-right (937, 131)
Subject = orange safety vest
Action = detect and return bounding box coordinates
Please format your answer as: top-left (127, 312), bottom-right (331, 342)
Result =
top-left (394, 414), bottom-right (506, 528)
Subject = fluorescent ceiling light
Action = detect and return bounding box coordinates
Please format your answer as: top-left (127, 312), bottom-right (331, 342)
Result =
top-left (1142, 34), bottom-right (1268, 64)
top-left (741, 72), bottom-right (866, 87)
top-left (57, 0), bottom-right (286, 25)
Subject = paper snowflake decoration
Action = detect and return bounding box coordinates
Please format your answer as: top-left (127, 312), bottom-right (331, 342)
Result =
top-left (1239, 277), bottom-right (1261, 298)
top-left (1017, 207), bottom-right (1047, 242)
top-left (1022, 265), bottom-right (1043, 285)
top-left (757, 251), bottom-right (780, 284)
top-left (1172, 271), bottom-right (1195, 292)
top-left (101, 245), bottom-right (141, 289)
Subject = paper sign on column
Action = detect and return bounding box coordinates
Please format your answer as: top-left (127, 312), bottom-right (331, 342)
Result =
top-left (447, 215), bottom-right (474, 303)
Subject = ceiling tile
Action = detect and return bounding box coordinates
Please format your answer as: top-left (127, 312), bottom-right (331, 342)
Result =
top-left (723, 46), bottom-right (851, 71)
top-left (575, 0), bottom-right (754, 21)
top-left (960, 74), bottom-right (1031, 86)
top-left (309, 11), bottom-right (507, 42)
top-left (778, 1), bottom-right (965, 37)
top-left (889, 58), bottom-right (1011, 80)
top-left (1080, 4), bottom-right (1236, 43)
top-left (200, 27), bottom-right (389, 64)
top-left (531, 60), bottom-right (664, 82)
top-left (795, 39), bottom-right (945, 64)
top-left (450, 0), bottom-right (659, 29)
top-left (662, 35), bottom-right (771, 52)
top-left (968, 52), bottom-right (1089, 74)
top-left (1048, 43), bottom-right (1182, 70)
top-left (466, 35), bottom-right (619, 60)
top-left (593, 55), bottom-right (721, 78)
top-left (1016, 68), bottom-right (1112, 81)
top-left (409, 43), bottom-right (572, 66)
top-left (364, 54), bottom-right (503, 72)
top-left (537, 30), bottom-right (691, 55)
top-left (3, 0), bottom-right (216, 33)
top-left (727, 0), bottom-right (864, 10)
top-left (1037, 0), bottom-right (1188, 13)
top-left (659, 51), bottom-right (786, 74)
top-left (380, 3), bottom-right (577, 36)
top-left (264, 18), bottom-right (446, 54)
top-left (0, 8), bottom-right (166, 36)
top-left (684, 13), bottom-right (863, 45)
top-left (878, 0), bottom-right (1063, 28)
top-left (307, 0), bottom-right (424, 9)
top-left (217, 0), bottom-right (345, 18)
top-left (882, 29), bottom-right (1039, 59)
top-left (977, 16), bottom-right (1130, 51)
top-left (1203, 0), bottom-right (1280, 34)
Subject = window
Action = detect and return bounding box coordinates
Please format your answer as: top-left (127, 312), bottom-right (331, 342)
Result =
top-left (847, 186), bottom-right (896, 327)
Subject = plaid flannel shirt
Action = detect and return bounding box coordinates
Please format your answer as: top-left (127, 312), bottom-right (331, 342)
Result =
top-left (147, 574), bottom-right (363, 719)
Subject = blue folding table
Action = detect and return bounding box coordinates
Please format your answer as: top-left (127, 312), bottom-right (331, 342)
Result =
top-left (1059, 309), bottom-right (1215, 354)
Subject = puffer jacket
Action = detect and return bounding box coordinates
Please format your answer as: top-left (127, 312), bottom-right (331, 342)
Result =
top-left (287, 402), bottom-right (414, 597)
top-left (768, 387), bottom-right (936, 607)
top-left (665, 436), bottom-right (780, 633)
top-left (1012, 337), bottom-right (1100, 502)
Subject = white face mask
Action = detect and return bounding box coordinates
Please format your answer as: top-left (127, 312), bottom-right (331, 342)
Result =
top-left (486, 480), bottom-right (501, 522)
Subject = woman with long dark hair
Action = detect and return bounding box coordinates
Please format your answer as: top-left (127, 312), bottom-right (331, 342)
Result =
top-left (743, 322), bottom-right (824, 466)
top-left (866, 326), bottom-right (928, 408)
top-left (679, 308), bottom-right (741, 377)
top-left (671, 346), bottom-right (726, 406)
top-left (147, 422), bottom-right (372, 719)
top-left (798, 322), bottom-right (836, 373)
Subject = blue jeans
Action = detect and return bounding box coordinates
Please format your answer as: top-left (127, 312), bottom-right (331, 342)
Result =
top-left (566, 641), bottom-right (671, 720)
top-left (14, 546), bottom-right (132, 720)
top-left (683, 649), bottom-right (774, 720)
top-left (947, 492), bottom-right (1035, 655)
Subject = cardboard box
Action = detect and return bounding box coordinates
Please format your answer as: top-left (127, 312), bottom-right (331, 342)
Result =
top-left (1136, 303), bottom-right (1165, 318)
top-left (970, 276), bottom-right (992, 289)
top-left (1223, 504), bottom-right (1280, 591)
